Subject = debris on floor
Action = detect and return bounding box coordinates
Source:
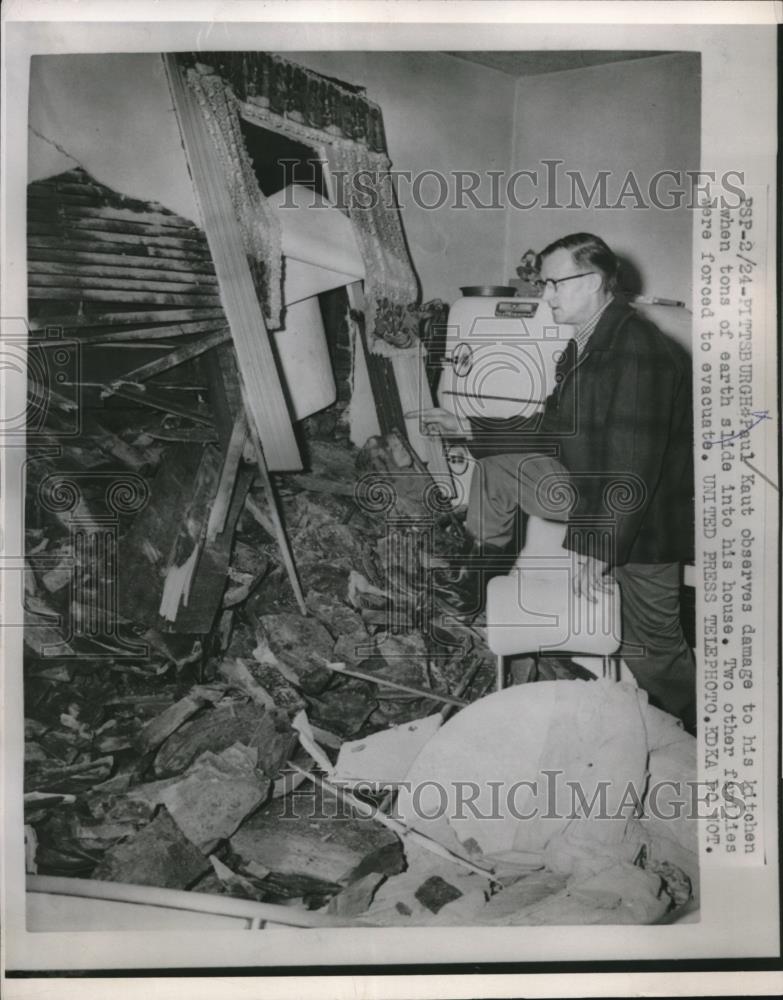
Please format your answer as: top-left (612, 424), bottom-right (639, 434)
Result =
top-left (22, 337), bottom-right (697, 928)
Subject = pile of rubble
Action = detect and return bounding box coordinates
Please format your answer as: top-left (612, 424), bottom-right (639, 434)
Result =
top-left (22, 404), bottom-right (500, 915)
top-left (23, 401), bottom-right (697, 926)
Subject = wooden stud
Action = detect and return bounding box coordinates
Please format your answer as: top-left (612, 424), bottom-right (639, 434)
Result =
top-left (32, 319), bottom-right (228, 347)
top-left (105, 384), bottom-right (214, 426)
top-left (320, 660), bottom-right (467, 708)
top-left (103, 328), bottom-right (231, 390)
top-left (206, 411), bottom-right (248, 542)
top-left (164, 54), bottom-right (300, 472)
top-left (244, 414), bottom-right (307, 616)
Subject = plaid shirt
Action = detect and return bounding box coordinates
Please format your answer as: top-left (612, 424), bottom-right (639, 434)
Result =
top-left (574, 297), bottom-right (613, 357)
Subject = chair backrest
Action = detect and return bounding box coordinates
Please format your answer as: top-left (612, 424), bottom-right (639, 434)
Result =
top-left (486, 515), bottom-right (622, 657)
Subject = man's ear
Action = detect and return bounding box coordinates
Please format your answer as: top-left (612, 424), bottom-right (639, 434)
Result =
top-left (586, 272), bottom-right (604, 295)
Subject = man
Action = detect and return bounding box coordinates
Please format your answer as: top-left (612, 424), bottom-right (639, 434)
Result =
top-left (415, 233), bottom-right (695, 729)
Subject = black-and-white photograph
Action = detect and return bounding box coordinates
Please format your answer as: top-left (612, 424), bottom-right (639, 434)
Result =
top-left (1, 3), bottom-right (779, 997)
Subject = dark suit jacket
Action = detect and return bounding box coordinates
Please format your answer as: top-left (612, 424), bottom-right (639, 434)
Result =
top-left (467, 298), bottom-right (694, 566)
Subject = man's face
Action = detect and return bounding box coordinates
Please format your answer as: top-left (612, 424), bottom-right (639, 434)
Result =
top-left (539, 247), bottom-right (600, 327)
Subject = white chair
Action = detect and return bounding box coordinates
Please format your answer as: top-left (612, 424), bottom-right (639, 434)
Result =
top-left (486, 516), bottom-right (626, 691)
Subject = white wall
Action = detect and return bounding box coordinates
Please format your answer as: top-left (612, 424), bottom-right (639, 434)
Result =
top-left (28, 53), bottom-right (201, 223)
top-left (28, 51), bottom-right (700, 309)
top-left (504, 53), bottom-right (701, 305)
top-left (285, 51), bottom-right (517, 304)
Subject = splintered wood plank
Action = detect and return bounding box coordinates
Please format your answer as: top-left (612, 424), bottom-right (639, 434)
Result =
top-left (117, 444), bottom-right (211, 623)
top-left (28, 288), bottom-right (221, 308)
top-left (28, 261), bottom-right (218, 285)
top-left (159, 443), bottom-right (224, 626)
top-left (32, 319), bottom-right (228, 347)
top-left (27, 248), bottom-right (218, 272)
top-left (105, 384), bottom-right (215, 426)
top-left (29, 307), bottom-right (226, 331)
top-left (28, 235), bottom-right (213, 260)
top-left (104, 328), bottom-right (230, 387)
top-left (26, 216), bottom-right (207, 241)
top-left (206, 411), bottom-right (248, 542)
top-left (172, 462), bottom-right (255, 634)
top-left (164, 55), bottom-right (300, 472)
top-left (28, 272), bottom-right (218, 294)
top-left (27, 225), bottom-right (210, 249)
top-left (244, 413), bottom-right (307, 615)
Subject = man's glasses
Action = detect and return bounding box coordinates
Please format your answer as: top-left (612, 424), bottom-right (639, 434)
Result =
top-left (534, 271), bottom-right (597, 293)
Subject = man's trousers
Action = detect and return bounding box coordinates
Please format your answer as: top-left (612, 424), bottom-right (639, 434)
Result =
top-left (466, 452), bottom-right (696, 726)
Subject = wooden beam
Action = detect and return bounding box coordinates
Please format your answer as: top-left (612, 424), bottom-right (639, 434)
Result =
top-left (32, 318), bottom-right (228, 347)
top-left (29, 261), bottom-right (218, 285)
top-left (28, 248), bottom-right (217, 272)
top-left (105, 384), bottom-right (214, 425)
top-left (103, 328), bottom-right (231, 390)
top-left (29, 273), bottom-right (218, 295)
top-left (29, 307), bottom-right (225, 331)
top-left (344, 281), bottom-right (381, 446)
top-left (245, 415), bottom-right (307, 615)
top-left (28, 288), bottom-right (220, 307)
top-left (27, 227), bottom-right (210, 251)
top-left (27, 219), bottom-right (206, 242)
top-left (206, 411), bottom-right (248, 542)
top-left (164, 55), bottom-right (300, 472)
top-left (28, 235), bottom-right (213, 261)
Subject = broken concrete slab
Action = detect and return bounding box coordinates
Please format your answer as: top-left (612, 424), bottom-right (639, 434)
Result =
top-left (326, 871), bottom-right (385, 918)
top-left (256, 613), bottom-right (334, 695)
top-left (304, 587), bottom-right (366, 638)
top-left (153, 700), bottom-right (295, 779)
top-left (91, 806), bottom-right (209, 889)
top-left (305, 680), bottom-right (378, 739)
top-left (158, 744), bottom-right (271, 852)
top-left (414, 874), bottom-right (463, 914)
top-left (229, 785), bottom-right (398, 886)
top-left (137, 684), bottom-right (225, 753)
top-left (218, 659), bottom-right (276, 710)
top-left (241, 657), bottom-right (306, 716)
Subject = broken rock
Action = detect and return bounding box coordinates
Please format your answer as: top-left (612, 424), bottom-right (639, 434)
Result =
top-left (91, 806), bottom-right (209, 889)
top-left (306, 679), bottom-right (378, 739)
top-left (153, 700), bottom-right (295, 779)
top-left (256, 614), bottom-right (334, 695)
top-left (159, 744), bottom-right (271, 852)
top-left (230, 784), bottom-right (398, 886)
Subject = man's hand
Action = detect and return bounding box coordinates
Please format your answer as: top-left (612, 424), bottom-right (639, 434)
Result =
top-left (406, 407), bottom-right (471, 438)
top-left (572, 555), bottom-right (612, 604)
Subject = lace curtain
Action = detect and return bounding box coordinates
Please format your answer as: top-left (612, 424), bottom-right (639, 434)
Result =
top-left (178, 52), bottom-right (421, 347)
